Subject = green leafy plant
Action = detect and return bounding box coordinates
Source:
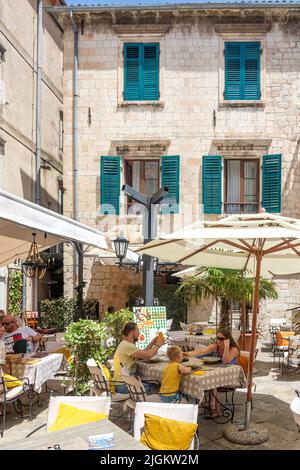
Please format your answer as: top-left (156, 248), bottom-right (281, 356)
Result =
top-left (176, 268), bottom-right (278, 329)
top-left (103, 308), bottom-right (134, 350)
top-left (40, 297), bottom-right (75, 329)
top-left (64, 319), bottom-right (111, 395)
top-left (40, 297), bottom-right (99, 329)
top-left (8, 270), bottom-right (23, 317)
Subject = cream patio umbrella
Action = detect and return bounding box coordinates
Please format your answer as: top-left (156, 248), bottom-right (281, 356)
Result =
top-left (137, 212), bottom-right (300, 442)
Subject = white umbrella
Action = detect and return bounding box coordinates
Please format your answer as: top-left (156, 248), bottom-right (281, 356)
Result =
top-left (138, 212), bottom-right (300, 435)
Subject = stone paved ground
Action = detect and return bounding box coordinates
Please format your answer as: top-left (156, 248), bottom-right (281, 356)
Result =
top-left (1, 343), bottom-right (300, 450)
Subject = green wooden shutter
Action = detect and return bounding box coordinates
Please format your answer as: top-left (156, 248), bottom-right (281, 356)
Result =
top-left (124, 44), bottom-right (140, 101)
top-left (262, 154), bottom-right (282, 213)
top-left (225, 42), bottom-right (260, 100)
top-left (225, 43), bottom-right (241, 100)
top-left (161, 155), bottom-right (180, 214)
top-left (100, 156), bottom-right (121, 215)
top-left (142, 43), bottom-right (159, 100)
top-left (243, 43), bottom-right (260, 100)
top-left (202, 156), bottom-right (222, 214)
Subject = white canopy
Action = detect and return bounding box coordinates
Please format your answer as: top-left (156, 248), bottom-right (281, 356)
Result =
top-left (0, 190), bottom-right (107, 266)
top-left (138, 213), bottom-right (300, 275)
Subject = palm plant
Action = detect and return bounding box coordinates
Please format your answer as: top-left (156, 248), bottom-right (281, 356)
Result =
top-left (176, 267), bottom-right (278, 330)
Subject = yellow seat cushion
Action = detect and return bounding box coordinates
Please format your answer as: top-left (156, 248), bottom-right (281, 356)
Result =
top-left (140, 413), bottom-right (198, 450)
top-left (276, 331), bottom-right (295, 347)
top-left (97, 362), bottom-right (116, 395)
top-left (3, 373), bottom-right (23, 389)
top-left (48, 403), bottom-right (107, 432)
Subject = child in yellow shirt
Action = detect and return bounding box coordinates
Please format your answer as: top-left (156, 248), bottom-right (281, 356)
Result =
top-left (160, 346), bottom-right (192, 403)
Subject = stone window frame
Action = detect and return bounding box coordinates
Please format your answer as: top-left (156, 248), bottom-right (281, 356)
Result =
top-left (218, 33), bottom-right (266, 108)
top-left (212, 138), bottom-right (271, 215)
top-left (115, 27), bottom-right (168, 108)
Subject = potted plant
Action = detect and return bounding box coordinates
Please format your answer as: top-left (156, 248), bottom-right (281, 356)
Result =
top-left (102, 308), bottom-right (133, 351)
top-left (176, 267), bottom-right (278, 347)
top-left (64, 319), bottom-right (111, 395)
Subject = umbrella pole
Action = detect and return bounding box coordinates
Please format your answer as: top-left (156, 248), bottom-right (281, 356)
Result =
top-left (245, 251), bottom-right (262, 430)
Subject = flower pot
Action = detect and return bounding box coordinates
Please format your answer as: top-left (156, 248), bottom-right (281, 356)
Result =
top-left (238, 333), bottom-right (258, 351)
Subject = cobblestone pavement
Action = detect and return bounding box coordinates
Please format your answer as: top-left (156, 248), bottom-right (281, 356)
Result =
top-left (1, 344), bottom-right (300, 450)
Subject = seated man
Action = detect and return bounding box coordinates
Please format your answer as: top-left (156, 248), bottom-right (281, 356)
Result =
top-left (113, 321), bottom-right (164, 393)
top-left (0, 315), bottom-right (42, 353)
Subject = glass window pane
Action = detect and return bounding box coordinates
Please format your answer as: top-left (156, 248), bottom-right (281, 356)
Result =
top-left (226, 160), bottom-right (240, 213)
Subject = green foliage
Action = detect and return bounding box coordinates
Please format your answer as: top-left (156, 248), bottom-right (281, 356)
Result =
top-left (40, 298), bottom-right (75, 329)
top-left (103, 308), bottom-right (134, 350)
top-left (64, 320), bottom-right (111, 395)
top-left (40, 297), bottom-right (99, 329)
top-left (128, 284), bottom-right (143, 309)
top-left (128, 283), bottom-right (188, 330)
top-left (176, 268), bottom-right (278, 329)
top-left (8, 270), bottom-right (23, 317)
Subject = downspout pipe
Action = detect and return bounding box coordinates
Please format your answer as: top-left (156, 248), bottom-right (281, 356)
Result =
top-left (70, 11), bottom-right (83, 315)
top-left (35, 0), bottom-right (42, 206)
top-left (69, 10), bottom-right (79, 222)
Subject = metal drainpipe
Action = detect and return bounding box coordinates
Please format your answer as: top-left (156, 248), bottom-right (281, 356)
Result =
top-left (69, 11), bottom-right (83, 313)
top-left (35, 0), bottom-right (42, 206)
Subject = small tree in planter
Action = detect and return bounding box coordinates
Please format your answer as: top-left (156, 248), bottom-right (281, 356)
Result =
top-left (102, 308), bottom-right (134, 351)
top-left (64, 319), bottom-right (111, 395)
top-left (8, 269), bottom-right (23, 317)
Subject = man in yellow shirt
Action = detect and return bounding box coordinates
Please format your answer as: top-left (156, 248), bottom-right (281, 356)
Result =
top-left (113, 321), bottom-right (164, 393)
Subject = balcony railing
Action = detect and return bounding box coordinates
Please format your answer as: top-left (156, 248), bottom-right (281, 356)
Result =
top-left (224, 202), bottom-right (259, 214)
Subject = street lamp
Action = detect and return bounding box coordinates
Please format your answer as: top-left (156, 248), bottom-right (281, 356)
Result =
top-left (112, 184), bottom-right (180, 306)
top-left (113, 235), bottom-right (129, 264)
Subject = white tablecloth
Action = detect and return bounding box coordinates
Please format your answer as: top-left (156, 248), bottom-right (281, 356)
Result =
top-left (137, 361), bottom-right (246, 403)
top-left (4, 353), bottom-right (63, 392)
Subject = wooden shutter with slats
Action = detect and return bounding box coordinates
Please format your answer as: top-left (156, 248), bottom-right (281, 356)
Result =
top-left (262, 154), bottom-right (282, 213)
top-left (161, 155), bottom-right (180, 214)
top-left (124, 43), bottom-right (159, 101)
top-left (225, 42), bottom-right (260, 101)
top-left (202, 156), bottom-right (222, 214)
top-left (100, 156), bottom-right (121, 215)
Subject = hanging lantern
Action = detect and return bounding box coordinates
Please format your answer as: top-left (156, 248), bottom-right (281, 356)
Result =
top-left (22, 233), bottom-right (48, 279)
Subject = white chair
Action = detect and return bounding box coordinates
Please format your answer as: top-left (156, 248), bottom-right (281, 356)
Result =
top-left (46, 395), bottom-right (111, 431)
top-left (134, 401), bottom-right (199, 450)
top-left (166, 319), bottom-right (173, 330)
top-left (86, 358), bottom-right (130, 422)
top-left (290, 391), bottom-right (300, 432)
top-left (232, 329), bottom-right (241, 343)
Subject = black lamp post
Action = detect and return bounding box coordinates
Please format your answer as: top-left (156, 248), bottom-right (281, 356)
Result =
top-left (113, 235), bottom-right (129, 264)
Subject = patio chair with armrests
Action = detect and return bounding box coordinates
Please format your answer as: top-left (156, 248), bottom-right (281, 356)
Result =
top-left (134, 401), bottom-right (199, 450)
top-left (0, 367), bottom-right (33, 438)
top-left (282, 335), bottom-right (300, 374)
top-left (86, 359), bottom-right (130, 423)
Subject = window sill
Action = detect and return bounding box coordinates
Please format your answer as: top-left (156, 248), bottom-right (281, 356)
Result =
top-left (219, 101), bottom-right (265, 108)
top-left (118, 101), bottom-right (165, 108)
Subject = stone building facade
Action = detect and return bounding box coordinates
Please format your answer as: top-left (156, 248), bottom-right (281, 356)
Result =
top-left (0, 0), bottom-right (65, 309)
top-left (52, 3), bottom-right (300, 337)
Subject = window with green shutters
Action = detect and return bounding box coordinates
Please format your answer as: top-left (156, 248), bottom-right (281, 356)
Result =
top-left (202, 156), bottom-right (222, 214)
top-left (161, 156), bottom-right (180, 214)
top-left (225, 42), bottom-right (261, 101)
top-left (100, 156), bottom-right (121, 215)
top-left (124, 43), bottom-right (159, 101)
top-left (262, 154), bottom-right (282, 213)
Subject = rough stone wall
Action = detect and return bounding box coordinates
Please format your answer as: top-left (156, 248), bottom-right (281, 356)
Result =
top-left (62, 12), bottom-right (300, 335)
top-left (0, 0), bottom-right (63, 208)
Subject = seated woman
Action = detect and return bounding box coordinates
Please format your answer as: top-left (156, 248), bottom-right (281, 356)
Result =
top-left (183, 329), bottom-right (239, 417)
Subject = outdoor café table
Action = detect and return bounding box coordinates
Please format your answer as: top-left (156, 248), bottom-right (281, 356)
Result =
top-left (137, 360), bottom-right (246, 404)
top-left (3, 353), bottom-right (63, 392)
top-left (0, 419), bottom-right (147, 450)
